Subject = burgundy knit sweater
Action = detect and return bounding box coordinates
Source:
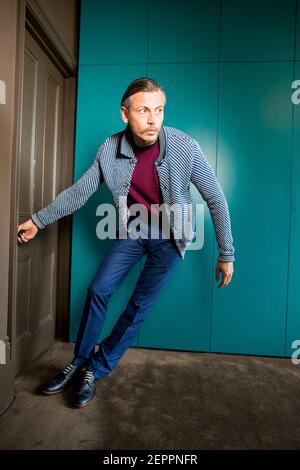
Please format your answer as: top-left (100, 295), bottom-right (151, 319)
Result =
top-left (126, 128), bottom-right (164, 223)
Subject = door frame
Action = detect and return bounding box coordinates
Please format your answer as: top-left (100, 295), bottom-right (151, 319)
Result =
top-left (10, 0), bottom-right (78, 379)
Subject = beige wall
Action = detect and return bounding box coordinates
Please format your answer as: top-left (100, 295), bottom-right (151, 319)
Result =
top-left (0, 0), bottom-right (79, 415)
top-left (36, 0), bottom-right (79, 60)
top-left (0, 0), bottom-right (79, 346)
top-left (0, 0), bottom-right (18, 414)
top-left (0, 0), bottom-right (18, 340)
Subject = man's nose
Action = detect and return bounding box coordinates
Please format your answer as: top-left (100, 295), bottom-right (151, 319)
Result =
top-left (147, 111), bottom-right (156, 124)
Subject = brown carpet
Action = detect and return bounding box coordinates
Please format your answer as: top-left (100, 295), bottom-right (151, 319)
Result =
top-left (0, 341), bottom-right (299, 450)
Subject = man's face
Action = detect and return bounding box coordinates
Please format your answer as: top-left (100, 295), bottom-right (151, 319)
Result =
top-left (121, 90), bottom-right (166, 147)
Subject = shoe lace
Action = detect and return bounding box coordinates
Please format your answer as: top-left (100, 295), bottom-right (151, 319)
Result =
top-left (62, 363), bottom-right (75, 375)
top-left (82, 370), bottom-right (94, 385)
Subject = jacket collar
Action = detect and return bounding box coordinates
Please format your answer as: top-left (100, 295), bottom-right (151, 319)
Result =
top-left (116, 124), bottom-right (166, 163)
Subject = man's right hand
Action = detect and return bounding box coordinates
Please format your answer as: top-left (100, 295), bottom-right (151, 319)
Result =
top-left (17, 219), bottom-right (39, 244)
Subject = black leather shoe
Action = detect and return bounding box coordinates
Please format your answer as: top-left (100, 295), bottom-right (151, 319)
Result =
top-left (73, 370), bottom-right (96, 407)
top-left (40, 362), bottom-right (80, 395)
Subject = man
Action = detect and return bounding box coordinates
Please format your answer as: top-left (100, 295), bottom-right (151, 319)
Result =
top-left (17, 77), bottom-right (235, 408)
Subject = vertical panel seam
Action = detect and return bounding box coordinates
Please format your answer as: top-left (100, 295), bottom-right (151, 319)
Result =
top-left (285, 0), bottom-right (298, 356)
top-left (209, 0), bottom-right (223, 353)
top-left (146, 0), bottom-right (151, 76)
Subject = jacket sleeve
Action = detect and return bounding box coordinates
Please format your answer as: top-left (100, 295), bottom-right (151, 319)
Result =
top-left (190, 139), bottom-right (235, 262)
top-left (31, 142), bottom-right (105, 229)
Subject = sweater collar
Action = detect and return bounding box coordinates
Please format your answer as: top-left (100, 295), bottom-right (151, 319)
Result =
top-left (116, 124), bottom-right (166, 163)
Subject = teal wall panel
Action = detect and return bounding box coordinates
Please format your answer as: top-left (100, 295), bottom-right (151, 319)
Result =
top-left (297, 0), bottom-right (300, 59)
top-left (71, 0), bottom-right (299, 358)
top-left (148, 0), bottom-right (220, 63)
top-left (220, 0), bottom-right (296, 61)
top-left (79, 0), bottom-right (149, 65)
top-left (211, 62), bottom-right (294, 356)
top-left (286, 61), bottom-right (300, 356)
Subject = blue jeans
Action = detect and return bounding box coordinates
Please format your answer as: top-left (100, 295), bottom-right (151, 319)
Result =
top-left (71, 217), bottom-right (182, 380)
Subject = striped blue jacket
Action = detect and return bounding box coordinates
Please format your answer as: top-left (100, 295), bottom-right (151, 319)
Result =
top-left (31, 125), bottom-right (235, 262)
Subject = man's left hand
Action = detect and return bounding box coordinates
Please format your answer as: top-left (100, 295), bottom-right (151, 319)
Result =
top-left (215, 261), bottom-right (234, 288)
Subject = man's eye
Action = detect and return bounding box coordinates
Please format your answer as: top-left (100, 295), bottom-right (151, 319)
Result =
top-left (139, 109), bottom-right (145, 113)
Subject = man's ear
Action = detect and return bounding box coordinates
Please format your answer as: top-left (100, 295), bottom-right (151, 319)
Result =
top-left (120, 106), bottom-right (128, 124)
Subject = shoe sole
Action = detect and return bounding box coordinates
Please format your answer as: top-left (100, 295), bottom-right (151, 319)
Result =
top-left (40, 387), bottom-right (66, 396)
top-left (73, 394), bottom-right (96, 408)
